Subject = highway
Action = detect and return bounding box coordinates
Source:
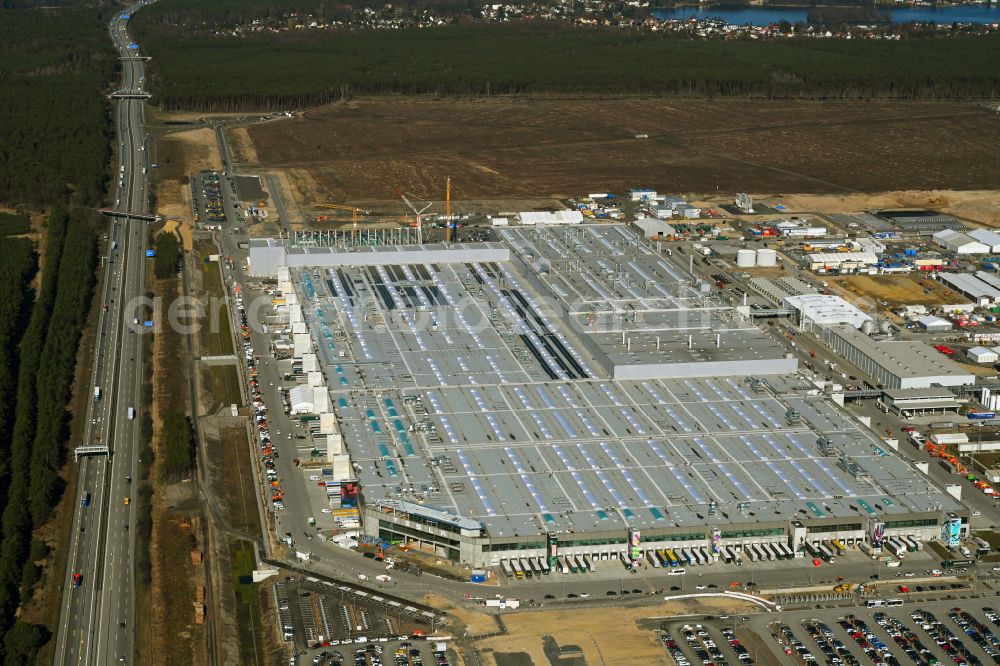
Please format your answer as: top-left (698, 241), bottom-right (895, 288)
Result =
top-left (54, 4), bottom-right (151, 664)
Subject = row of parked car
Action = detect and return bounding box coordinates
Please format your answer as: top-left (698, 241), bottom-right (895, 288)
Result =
top-left (911, 607), bottom-right (986, 665)
top-left (949, 607), bottom-right (1000, 664)
top-left (803, 619), bottom-right (860, 666)
top-left (872, 611), bottom-right (938, 665)
top-left (838, 616), bottom-right (899, 665)
top-left (195, 172), bottom-right (225, 224)
top-left (236, 288), bottom-right (284, 515)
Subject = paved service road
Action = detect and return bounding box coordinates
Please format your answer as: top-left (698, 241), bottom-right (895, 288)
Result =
top-left (54, 4), bottom-right (152, 664)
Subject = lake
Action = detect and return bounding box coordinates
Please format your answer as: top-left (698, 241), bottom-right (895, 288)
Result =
top-left (652, 4), bottom-right (1000, 25)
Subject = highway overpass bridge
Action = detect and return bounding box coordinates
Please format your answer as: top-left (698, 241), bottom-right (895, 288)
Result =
top-left (98, 208), bottom-right (161, 222)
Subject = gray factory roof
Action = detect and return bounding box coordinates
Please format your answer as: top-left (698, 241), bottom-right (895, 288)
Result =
top-left (281, 226), bottom-right (962, 539)
top-left (497, 225), bottom-right (794, 379)
top-left (822, 324), bottom-right (976, 381)
top-left (939, 272), bottom-right (1000, 302)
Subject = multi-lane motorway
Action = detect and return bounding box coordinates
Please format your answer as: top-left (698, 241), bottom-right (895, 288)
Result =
top-left (54, 4), bottom-right (151, 664)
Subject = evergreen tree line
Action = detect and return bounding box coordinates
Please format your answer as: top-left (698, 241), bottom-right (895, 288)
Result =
top-left (0, 207), bottom-right (97, 663)
top-left (134, 0), bottom-right (494, 29)
top-left (0, 7), bottom-right (115, 207)
top-left (129, 21), bottom-right (1000, 110)
top-left (153, 231), bottom-right (180, 280)
top-left (0, 5), bottom-right (112, 661)
top-left (0, 214), bottom-right (31, 238)
top-left (161, 412), bottom-right (194, 481)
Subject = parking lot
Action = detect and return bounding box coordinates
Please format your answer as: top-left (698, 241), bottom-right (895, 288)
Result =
top-left (192, 171), bottom-right (226, 227)
top-left (733, 597), bottom-right (1000, 666)
top-left (289, 640), bottom-right (453, 666)
top-left (273, 577), bottom-right (445, 651)
top-left (663, 622), bottom-right (757, 666)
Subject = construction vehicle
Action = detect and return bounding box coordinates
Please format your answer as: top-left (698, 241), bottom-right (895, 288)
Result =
top-left (924, 441), bottom-right (968, 475)
top-left (311, 202), bottom-right (372, 228)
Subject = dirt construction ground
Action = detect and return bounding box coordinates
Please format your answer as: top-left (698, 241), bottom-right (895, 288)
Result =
top-left (151, 126), bottom-right (222, 249)
top-left (826, 274), bottom-right (963, 308)
top-left (456, 597), bottom-right (760, 666)
top-left (234, 99), bottom-right (1000, 205)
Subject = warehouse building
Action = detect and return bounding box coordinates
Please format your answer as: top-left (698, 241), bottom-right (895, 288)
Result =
top-left (819, 324), bottom-right (975, 389)
top-left (516, 210), bottom-right (584, 225)
top-left (648, 204), bottom-right (675, 220)
top-left (880, 387), bottom-right (962, 418)
top-left (265, 224), bottom-right (967, 568)
top-left (937, 272), bottom-right (1000, 306)
top-left (857, 237), bottom-right (887, 254)
top-left (968, 228), bottom-right (1000, 253)
top-left (783, 294), bottom-right (872, 331)
top-left (247, 239), bottom-right (510, 278)
top-left (631, 217), bottom-right (677, 239)
top-left (968, 346), bottom-right (999, 364)
top-left (932, 229), bottom-right (990, 254)
top-left (917, 315), bottom-right (953, 332)
top-left (807, 252), bottom-right (878, 272)
top-left (749, 277), bottom-right (817, 304)
top-left (776, 219), bottom-right (827, 238)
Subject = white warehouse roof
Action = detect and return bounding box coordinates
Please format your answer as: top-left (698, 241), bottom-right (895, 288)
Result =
top-left (917, 315), bottom-right (953, 331)
top-left (809, 252), bottom-right (878, 265)
top-left (968, 346), bottom-right (999, 363)
top-left (632, 217), bottom-right (677, 238)
top-left (784, 294), bottom-right (873, 329)
top-left (288, 385), bottom-right (314, 414)
top-left (933, 229), bottom-right (990, 254)
top-left (516, 210), bottom-right (584, 225)
top-left (968, 228), bottom-right (1000, 253)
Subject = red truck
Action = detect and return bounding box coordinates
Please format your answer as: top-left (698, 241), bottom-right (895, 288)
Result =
top-left (72, 573), bottom-right (82, 589)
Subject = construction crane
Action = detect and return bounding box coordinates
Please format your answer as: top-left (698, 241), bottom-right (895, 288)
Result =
top-left (445, 177), bottom-right (452, 243)
top-left (395, 187), bottom-right (432, 244)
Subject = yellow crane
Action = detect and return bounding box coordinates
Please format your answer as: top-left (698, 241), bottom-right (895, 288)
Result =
top-left (445, 177), bottom-right (452, 243)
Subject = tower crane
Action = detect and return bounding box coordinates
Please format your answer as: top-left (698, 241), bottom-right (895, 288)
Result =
top-left (395, 187), bottom-right (432, 245)
top-left (445, 176), bottom-right (454, 243)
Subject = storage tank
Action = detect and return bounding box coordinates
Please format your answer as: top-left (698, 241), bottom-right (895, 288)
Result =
top-left (756, 248), bottom-right (778, 267)
top-left (879, 320), bottom-right (893, 334)
top-left (736, 249), bottom-right (757, 268)
top-left (861, 320), bottom-right (876, 335)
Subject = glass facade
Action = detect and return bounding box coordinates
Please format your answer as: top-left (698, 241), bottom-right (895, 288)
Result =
top-left (884, 518), bottom-right (937, 529)
top-left (378, 520), bottom-right (459, 547)
top-left (483, 541), bottom-right (546, 552)
top-left (720, 527), bottom-right (784, 539)
top-left (808, 523), bottom-right (862, 534)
